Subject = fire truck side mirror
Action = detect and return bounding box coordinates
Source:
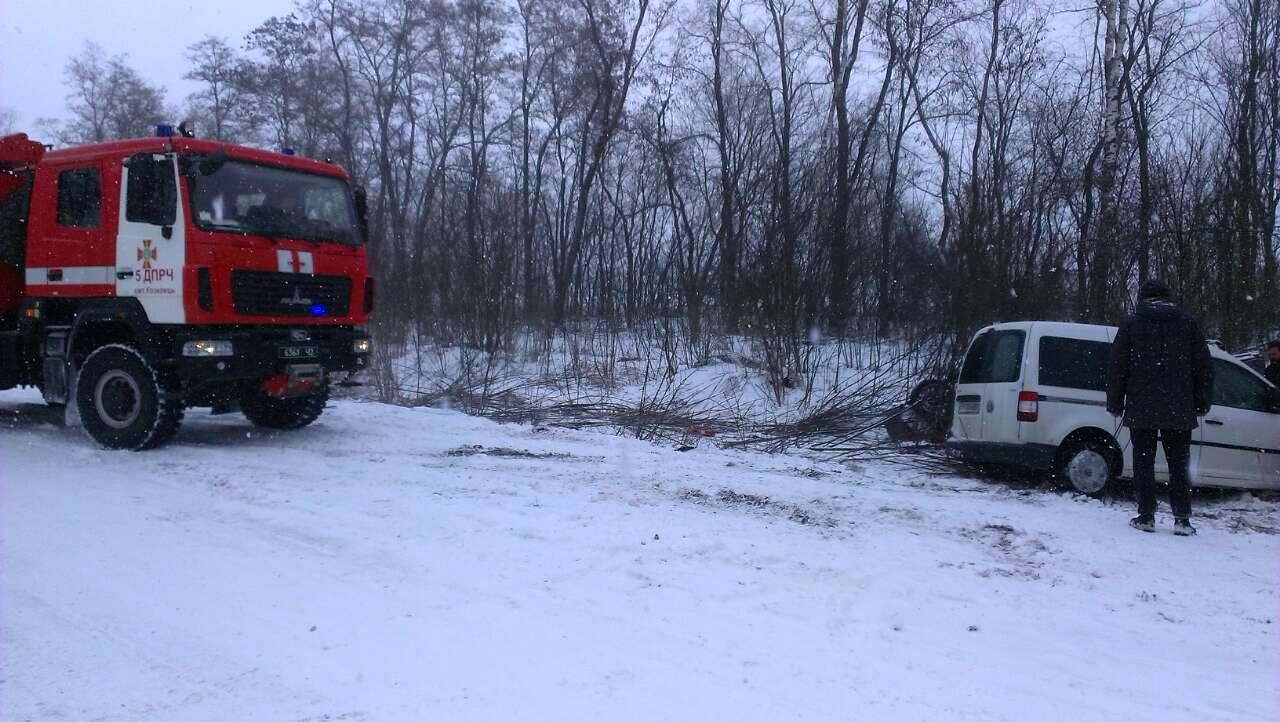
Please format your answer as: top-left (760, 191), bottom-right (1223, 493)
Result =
top-left (354, 185), bottom-right (370, 244)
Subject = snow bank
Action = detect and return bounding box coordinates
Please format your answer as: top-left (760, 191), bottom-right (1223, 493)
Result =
top-left (379, 328), bottom-right (934, 425)
top-left (2, 388), bottom-right (1277, 721)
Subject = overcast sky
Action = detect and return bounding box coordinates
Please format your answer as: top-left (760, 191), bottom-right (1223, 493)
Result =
top-left (0, 0), bottom-right (297, 131)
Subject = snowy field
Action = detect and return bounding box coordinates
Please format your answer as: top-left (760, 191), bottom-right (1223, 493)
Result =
top-left (2, 386), bottom-right (1278, 721)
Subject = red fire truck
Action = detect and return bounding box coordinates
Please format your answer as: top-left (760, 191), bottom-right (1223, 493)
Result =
top-left (0, 128), bottom-right (373, 449)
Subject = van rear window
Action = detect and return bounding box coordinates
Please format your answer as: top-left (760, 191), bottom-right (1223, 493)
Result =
top-left (959, 330), bottom-right (1025, 384)
top-left (1039, 336), bottom-right (1109, 391)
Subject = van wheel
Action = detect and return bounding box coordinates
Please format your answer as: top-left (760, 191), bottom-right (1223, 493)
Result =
top-left (75, 344), bottom-right (184, 450)
top-left (241, 385), bottom-right (329, 430)
top-left (1057, 439), bottom-right (1116, 495)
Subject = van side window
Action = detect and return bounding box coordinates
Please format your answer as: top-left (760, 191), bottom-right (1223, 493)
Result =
top-left (56, 167), bottom-right (101, 229)
top-left (1211, 359), bottom-right (1268, 412)
top-left (1039, 337), bottom-right (1109, 391)
top-left (960, 330), bottom-right (1025, 384)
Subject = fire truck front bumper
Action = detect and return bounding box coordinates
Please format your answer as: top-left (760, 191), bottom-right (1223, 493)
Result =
top-left (169, 326), bottom-right (371, 395)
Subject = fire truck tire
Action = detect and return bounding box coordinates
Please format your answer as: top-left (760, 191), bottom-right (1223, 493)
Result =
top-left (241, 385), bottom-right (329, 430)
top-left (75, 344), bottom-right (184, 450)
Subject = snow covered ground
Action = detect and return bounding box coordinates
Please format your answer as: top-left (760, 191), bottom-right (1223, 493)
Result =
top-left (2, 387), bottom-right (1278, 721)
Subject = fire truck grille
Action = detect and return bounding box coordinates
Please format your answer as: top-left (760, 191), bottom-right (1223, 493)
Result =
top-left (230, 271), bottom-right (353, 317)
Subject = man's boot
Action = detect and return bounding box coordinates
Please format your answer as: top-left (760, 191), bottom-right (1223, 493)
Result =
top-left (1130, 515), bottom-right (1155, 533)
top-left (1173, 518), bottom-right (1197, 536)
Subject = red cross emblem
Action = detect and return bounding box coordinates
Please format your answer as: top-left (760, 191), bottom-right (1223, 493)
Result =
top-left (137, 239), bottom-right (157, 269)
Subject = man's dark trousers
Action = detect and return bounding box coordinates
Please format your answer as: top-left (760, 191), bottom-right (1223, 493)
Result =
top-left (1131, 429), bottom-right (1192, 519)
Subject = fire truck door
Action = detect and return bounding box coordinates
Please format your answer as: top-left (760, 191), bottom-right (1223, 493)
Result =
top-left (116, 153), bottom-right (185, 323)
top-left (25, 161), bottom-right (115, 297)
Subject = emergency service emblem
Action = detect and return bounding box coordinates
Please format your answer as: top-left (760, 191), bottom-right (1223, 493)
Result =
top-left (137, 239), bottom-right (157, 269)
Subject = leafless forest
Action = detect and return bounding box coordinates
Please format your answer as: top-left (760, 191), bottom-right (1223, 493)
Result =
top-left (19, 0), bottom-right (1280, 364)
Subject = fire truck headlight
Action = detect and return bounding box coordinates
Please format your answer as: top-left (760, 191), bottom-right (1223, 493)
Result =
top-left (183, 340), bottom-right (234, 357)
top-left (353, 338), bottom-right (371, 355)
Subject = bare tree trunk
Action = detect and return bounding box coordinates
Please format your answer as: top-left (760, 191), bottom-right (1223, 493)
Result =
top-left (555, 0), bottom-right (656, 324)
top-left (1263, 2), bottom-right (1280, 335)
top-left (877, 8), bottom-right (909, 339)
top-left (710, 0), bottom-right (739, 331)
top-left (1133, 97), bottom-right (1152, 284)
top-left (953, 0), bottom-right (1001, 335)
top-left (827, 0), bottom-right (871, 333)
top-left (1089, 0), bottom-right (1129, 322)
top-left (907, 39), bottom-right (951, 252)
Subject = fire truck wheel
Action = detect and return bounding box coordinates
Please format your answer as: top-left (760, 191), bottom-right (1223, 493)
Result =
top-left (241, 385), bottom-right (329, 430)
top-left (75, 344), bottom-right (184, 450)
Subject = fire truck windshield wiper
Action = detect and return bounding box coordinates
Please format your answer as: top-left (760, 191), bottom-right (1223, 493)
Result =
top-left (243, 223), bottom-right (286, 243)
top-left (300, 219), bottom-right (352, 245)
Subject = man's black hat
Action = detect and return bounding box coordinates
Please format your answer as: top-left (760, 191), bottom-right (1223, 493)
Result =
top-left (1138, 279), bottom-right (1172, 300)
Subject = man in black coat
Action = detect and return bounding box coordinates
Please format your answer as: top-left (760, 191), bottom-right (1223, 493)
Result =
top-left (1106, 279), bottom-right (1212, 536)
top-left (1266, 340), bottom-right (1280, 388)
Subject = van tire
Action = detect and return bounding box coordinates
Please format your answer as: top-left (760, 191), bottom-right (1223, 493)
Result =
top-left (1057, 437), bottom-right (1117, 495)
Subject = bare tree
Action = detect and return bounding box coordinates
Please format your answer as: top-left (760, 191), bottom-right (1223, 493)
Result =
top-left (184, 36), bottom-right (244, 141)
top-left (817, 0), bottom-right (872, 332)
top-left (0, 106), bottom-right (16, 135)
top-left (1088, 0), bottom-right (1131, 322)
top-left (60, 42), bottom-right (169, 144)
top-left (1122, 0), bottom-right (1203, 283)
top-left (552, 0), bottom-right (667, 323)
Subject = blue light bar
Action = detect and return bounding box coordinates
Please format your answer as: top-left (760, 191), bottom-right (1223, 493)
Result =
top-left (310, 305), bottom-right (326, 316)
top-left (281, 147), bottom-right (296, 156)
top-left (156, 124), bottom-right (175, 137)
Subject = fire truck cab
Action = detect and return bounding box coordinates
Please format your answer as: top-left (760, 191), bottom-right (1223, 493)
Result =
top-left (0, 129), bottom-right (373, 449)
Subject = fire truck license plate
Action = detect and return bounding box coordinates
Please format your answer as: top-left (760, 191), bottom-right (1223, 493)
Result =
top-left (280, 345), bottom-right (319, 359)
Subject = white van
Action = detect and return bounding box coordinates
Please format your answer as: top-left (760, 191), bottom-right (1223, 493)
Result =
top-left (945, 321), bottom-right (1280, 494)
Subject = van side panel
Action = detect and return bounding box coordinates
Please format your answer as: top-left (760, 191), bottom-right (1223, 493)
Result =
top-left (1023, 327), bottom-right (1113, 447)
top-left (1024, 325), bottom-right (1179, 481)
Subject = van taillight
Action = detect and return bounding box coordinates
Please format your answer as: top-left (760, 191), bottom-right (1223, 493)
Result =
top-left (196, 268), bottom-right (213, 311)
top-left (1017, 391), bottom-right (1039, 422)
top-left (363, 277), bottom-right (375, 314)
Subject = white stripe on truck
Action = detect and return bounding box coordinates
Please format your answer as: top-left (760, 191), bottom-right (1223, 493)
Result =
top-left (24, 266), bottom-right (116, 285)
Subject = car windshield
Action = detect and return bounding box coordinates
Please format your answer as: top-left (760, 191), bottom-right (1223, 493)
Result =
top-left (188, 159), bottom-right (360, 245)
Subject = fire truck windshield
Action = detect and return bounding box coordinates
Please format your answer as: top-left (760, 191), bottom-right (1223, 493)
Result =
top-left (187, 159), bottom-right (361, 245)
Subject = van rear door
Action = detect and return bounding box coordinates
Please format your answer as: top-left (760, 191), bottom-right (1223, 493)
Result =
top-left (952, 330), bottom-right (990, 441)
top-left (952, 328), bottom-right (1026, 441)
